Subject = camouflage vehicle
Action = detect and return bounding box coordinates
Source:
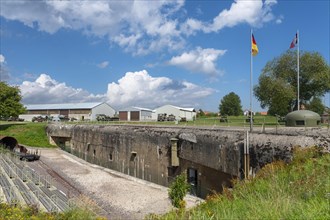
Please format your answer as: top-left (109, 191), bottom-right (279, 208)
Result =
top-left (96, 114), bottom-right (119, 121)
top-left (32, 115), bottom-right (47, 122)
top-left (157, 113), bottom-right (167, 121)
top-left (97, 114), bottom-right (111, 121)
top-left (167, 114), bottom-right (176, 121)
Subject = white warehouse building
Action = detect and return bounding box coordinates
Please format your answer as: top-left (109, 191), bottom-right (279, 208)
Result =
top-left (154, 105), bottom-right (196, 121)
top-left (20, 102), bottom-right (116, 121)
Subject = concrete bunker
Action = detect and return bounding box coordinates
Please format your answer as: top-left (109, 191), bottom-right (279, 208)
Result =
top-left (47, 125), bottom-right (241, 198)
top-left (285, 110), bottom-right (321, 127)
top-left (46, 124), bottom-right (330, 199)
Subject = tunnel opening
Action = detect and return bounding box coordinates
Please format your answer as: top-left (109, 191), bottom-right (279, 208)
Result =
top-left (0, 136), bottom-right (18, 151)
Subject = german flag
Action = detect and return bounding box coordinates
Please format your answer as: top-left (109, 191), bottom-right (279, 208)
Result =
top-left (252, 34), bottom-right (259, 56)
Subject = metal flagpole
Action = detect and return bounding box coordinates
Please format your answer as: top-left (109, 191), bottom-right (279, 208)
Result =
top-left (250, 29), bottom-right (253, 132)
top-left (297, 30), bottom-right (300, 110)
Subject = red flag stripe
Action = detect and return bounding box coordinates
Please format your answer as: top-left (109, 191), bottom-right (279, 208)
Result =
top-left (252, 34), bottom-right (257, 45)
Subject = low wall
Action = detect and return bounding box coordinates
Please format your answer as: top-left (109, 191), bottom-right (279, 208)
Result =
top-left (46, 124), bottom-right (329, 198)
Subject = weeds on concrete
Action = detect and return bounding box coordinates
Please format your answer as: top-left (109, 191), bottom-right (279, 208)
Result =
top-left (168, 173), bottom-right (190, 209)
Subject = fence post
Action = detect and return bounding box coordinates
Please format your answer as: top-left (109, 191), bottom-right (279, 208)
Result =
top-left (262, 117), bottom-right (265, 133)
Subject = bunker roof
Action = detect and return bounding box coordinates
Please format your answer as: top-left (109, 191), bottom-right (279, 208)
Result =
top-left (286, 110), bottom-right (321, 120)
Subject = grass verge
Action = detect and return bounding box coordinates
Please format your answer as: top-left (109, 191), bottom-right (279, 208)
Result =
top-left (0, 122), bottom-right (54, 147)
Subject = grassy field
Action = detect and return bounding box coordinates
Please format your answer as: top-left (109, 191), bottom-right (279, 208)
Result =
top-left (0, 122), bottom-right (54, 147)
top-left (147, 147), bottom-right (330, 220)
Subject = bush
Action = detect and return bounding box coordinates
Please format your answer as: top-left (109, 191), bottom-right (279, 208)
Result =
top-left (168, 173), bottom-right (190, 209)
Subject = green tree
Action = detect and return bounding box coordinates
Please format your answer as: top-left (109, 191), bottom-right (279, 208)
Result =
top-left (0, 82), bottom-right (26, 119)
top-left (308, 97), bottom-right (325, 115)
top-left (254, 51), bottom-right (330, 116)
top-left (219, 92), bottom-right (243, 116)
top-left (197, 109), bottom-right (205, 118)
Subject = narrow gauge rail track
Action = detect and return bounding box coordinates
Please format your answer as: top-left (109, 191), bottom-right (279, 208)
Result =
top-left (36, 159), bottom-right (81, 198)
top-left (28, 154), bottom-right (111, 218)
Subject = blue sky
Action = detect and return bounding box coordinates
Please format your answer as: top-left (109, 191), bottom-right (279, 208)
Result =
top-left (0, 0), bottom-right (329, 112)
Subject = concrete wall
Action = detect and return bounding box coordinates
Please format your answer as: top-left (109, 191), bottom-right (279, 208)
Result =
top-left (46, 124), bottom-right (330, 198)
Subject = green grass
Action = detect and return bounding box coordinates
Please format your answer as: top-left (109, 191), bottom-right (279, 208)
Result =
top-left (147, 147), bottom-right (330, 220)
top-left (0, 122), bottom-right (54, 147)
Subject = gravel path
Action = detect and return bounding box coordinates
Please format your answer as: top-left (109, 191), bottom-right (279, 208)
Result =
top-left (35, 148), bottom-right (202, 219)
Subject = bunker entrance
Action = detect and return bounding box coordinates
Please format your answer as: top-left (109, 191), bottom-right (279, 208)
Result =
top-left (187, 168), bottom-right (198, 195)
top-left (51, 136), bottom-right (71, 152)
top-left (0, 136), bottom-right (18, 151)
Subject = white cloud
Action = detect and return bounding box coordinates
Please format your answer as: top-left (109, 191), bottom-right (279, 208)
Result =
top-left (0, 54), bottom-right (5, 63)
top-left (97, 61), bottom-right (109, 69)
top-left (18, 71), bottom-right (214, 108)
top-left (182, 0), bottom-right (278, 34)
top-left (20, 74), bottom-right (106, 104)
top-left (276, 15), bottom-right (284, 24)
top-left (0, 0), bottom-right (278, 55)
top-left (213, 0), bottom-right (277, 29)
top-left (196, 7), bottom-right (203, 16)
top-left (168, 47), bottom-right (226, 76)
top-left (0, 54), bottom-right (10, 81)
top-left (106, 70), bottom-right (214, 108)
top-left (0, 0), bottom-right (185, 55)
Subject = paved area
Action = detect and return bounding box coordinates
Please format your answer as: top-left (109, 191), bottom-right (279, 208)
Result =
top-left (27, 148), bottom-right (202, 219)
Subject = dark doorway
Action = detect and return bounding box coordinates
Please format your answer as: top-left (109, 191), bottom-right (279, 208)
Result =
top-left (119, 111), bottom-right (128, 121)
top-left (187, 168), bottom-right (198, 195)
top-left (130, 111), bottom-right (140, 121)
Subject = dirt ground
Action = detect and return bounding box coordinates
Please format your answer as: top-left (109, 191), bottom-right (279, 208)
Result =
top-left (27, 148), bottom-right (202, 219)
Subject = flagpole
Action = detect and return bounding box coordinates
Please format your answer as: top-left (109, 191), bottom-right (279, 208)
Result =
top-left (250, 29), bottom-right (253, 132)
top-left (297, 30), bottom-right (300, 110)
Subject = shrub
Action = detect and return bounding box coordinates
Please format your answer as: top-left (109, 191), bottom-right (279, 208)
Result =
top-left (168, 173), bottom-right (190, 209)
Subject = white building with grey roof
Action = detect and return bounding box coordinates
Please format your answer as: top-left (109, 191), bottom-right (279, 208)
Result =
top-left (20, 102), bottom-right (116, 121)
top-left (154, 105), bottom-right (196, 121)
